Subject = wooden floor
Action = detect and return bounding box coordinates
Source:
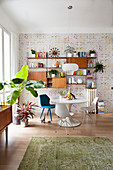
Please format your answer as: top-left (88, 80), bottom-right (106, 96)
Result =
top-left (0, 113), bottom-right (113, 170)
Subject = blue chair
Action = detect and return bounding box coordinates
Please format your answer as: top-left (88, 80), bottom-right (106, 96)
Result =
top-left (39, 94), bottom-right (55, 122)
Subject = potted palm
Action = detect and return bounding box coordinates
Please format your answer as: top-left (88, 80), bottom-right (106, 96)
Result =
top-left (94, 61), bottom-right (105, 73)
top-left (49, 69), bottom-right (59, 77)
top-left (17, 101), bottom-right (37, 127)
top-left (64, 46), bottom-right (75, 57)
top-left (89, 50), bottom-right (97, 57)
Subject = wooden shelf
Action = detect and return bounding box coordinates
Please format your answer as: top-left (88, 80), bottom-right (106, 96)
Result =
top-left (67, 83), bottom-right (86, 85)
top-left (67, 75), bottom-right (87, 77)
top-left (87, 67), bottom-right (95, 69)
top-left (87, 57), bottom-right (97, 59)
top-left (29, 67), bottom-right (46, 69)
top-left (29, 67), bottom-right (62, 69)
top-left (28, 56), bottom-right (96, 59)
top-left (87, 78), bottom-right (97, 80)
top-left (46, 67), bottom-right (62, 69)
top-left (47, 82), bottom-right (52, 84)
top-left (86, 87), bottom-right (96, 89)
top-left (47, 77), bottom-right (66, 79)
top-left (28, 57), bottom-right (66, 59)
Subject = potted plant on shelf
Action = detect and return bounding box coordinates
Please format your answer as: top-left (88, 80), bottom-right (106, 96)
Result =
top-left (17, 101), bottom-right (37, 127)
top-left (31, 48), bottom-right (36, 57)
top-left (64, 46), bottom-right (75, 57)
top-left (49, 69), bottom-right (59, 77)
top-left (94, 61), bottom-right (105, 73)
top-left (89, 50), bottom-right (97, 57)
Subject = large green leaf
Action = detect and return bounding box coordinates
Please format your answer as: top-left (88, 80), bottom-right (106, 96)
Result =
top-left (26, 80), bottom-right (44, 89)
top-left (7, 90), bottom-right (21, 105)
top-left (25, 87), bottom-right (38, 97)
top-left (16, 65), bottom-right (29, 79)
top-left (12, 78), bottom-right (25, 84)
top-left (34, 83), bottom-right (44, 89)
top-left (0, 83), bottom-right (4, 90)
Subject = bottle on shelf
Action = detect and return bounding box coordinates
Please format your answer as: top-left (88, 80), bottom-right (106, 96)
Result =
top-left (56, 61), bottom-right (59, 68)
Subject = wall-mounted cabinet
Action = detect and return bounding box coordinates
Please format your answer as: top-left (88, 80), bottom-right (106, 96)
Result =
top-left (67, 57), bottom-right (87, 68)
top-left (52, 77), bottom-right (66, 88)
top-left (27, 71), bottom-right (47, 82)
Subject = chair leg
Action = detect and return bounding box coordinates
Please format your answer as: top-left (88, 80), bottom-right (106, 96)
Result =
top-left (55, 126), bottom-right (61, 133)
top-left (49, 108), bottom-right (52, 122)
top-left (81, 111), bottom-right (87, 123)
top-left (40, 108), bottom-right (45, 119)
top-left (47, 109), bottom-right (49, 116)
top-left (66, 127), bottom-right (69, 135)
top-left (88, 113), bottom-right (95, 123)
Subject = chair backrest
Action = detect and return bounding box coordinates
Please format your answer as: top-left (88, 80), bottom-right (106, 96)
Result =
top-left (55, 103), bottom-right (70, 118)
top-left (91, 97), bottom-right (98, 111)
top-left (92, 97), bottom-right (98, 105)
top-left (39, 94), bottom-right (50, 106)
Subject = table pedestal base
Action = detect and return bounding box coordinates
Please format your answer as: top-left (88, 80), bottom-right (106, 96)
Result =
top-left (58, 116), bottom-right (80, 127)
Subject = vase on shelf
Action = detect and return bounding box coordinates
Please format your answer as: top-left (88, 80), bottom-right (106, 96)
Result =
top-left (67, 87), bottom-right (71, 100)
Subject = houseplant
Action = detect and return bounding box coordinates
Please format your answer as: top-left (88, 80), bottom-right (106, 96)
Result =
top-left (17, 101), bottom-right (37, 127)
top-left (31, 48), bottom-right (36, 57)
top-left (0, 65), bottom-right (44, 105)
top-left (89, 50), bottom-right (97, 57)
top-left (49, 69), bottom-right (59, 77)
top-left (64, 46), bottom-right (75, 57)
top-left (94, 61), bottom-right (105, 73)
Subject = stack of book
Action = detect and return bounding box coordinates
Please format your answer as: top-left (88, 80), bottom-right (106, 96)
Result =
top-left (35, 52), bottom-right (48, 58)
top-left (98, 100), bottom-right (104, 113)
top-left (74, 69), bottom-right (86, 75)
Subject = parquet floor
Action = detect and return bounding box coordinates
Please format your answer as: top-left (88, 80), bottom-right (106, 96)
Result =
top-left (0, 113), bottom-right (113, 170)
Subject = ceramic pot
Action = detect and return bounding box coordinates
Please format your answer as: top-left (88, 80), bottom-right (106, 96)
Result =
top-left (90, 53), bottom-right (95, 57)
top-left (67, 53), bottom-right (73, 57)
top-left (52, 74), bottom-right (55, 77)
top-left (32, 54), bottom-right (35, 57)
top-left (77, 79), bottom-right (82, 84)
top-left (21, 119), bottom-right (28, 127)
top-left (13, 114), bottom-right (20, 125)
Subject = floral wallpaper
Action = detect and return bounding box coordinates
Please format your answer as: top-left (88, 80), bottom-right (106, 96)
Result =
top-left (19, 33), bottom-right (113, 113)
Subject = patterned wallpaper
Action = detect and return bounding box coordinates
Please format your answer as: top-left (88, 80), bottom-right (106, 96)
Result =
top-left (19, 33), bottom-right (113, 113)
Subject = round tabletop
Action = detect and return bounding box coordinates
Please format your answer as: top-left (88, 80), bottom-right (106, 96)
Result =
top-left (51, 97), bottom-right (88, 104)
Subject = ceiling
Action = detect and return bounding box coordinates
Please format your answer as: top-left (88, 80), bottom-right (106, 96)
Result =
top-left (0, 0), bottom-right (113, 33)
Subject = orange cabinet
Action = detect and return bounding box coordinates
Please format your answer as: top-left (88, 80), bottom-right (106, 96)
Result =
top-left (67, 57), bottom-right (87, 68)
top-left (27, 71), bottom-right (47, 82)
top-left (52, 77), bottom-right (66, 88)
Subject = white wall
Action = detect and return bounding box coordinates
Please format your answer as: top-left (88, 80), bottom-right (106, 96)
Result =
top-left (0, 7), bottom-right (19, 33)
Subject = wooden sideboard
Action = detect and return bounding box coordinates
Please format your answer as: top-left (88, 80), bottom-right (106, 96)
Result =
top-left (0, 105), bottom-right (12, 142)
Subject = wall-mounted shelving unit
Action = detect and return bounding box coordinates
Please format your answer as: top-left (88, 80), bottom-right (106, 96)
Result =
top-left (27, 56), bottom-right (97, 89)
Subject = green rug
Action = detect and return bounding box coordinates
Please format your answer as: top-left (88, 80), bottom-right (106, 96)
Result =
top-left (18, 137), bottom-right (113, 170)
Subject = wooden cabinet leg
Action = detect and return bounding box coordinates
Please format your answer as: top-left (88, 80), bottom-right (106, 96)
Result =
top-left (5, 127), bottom-right (8, 143)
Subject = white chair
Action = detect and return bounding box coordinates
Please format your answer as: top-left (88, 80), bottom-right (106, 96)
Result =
top-left (55, 103), bottom-right (80, 135)
top-left (81, 97), bottom-right (98, 123)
